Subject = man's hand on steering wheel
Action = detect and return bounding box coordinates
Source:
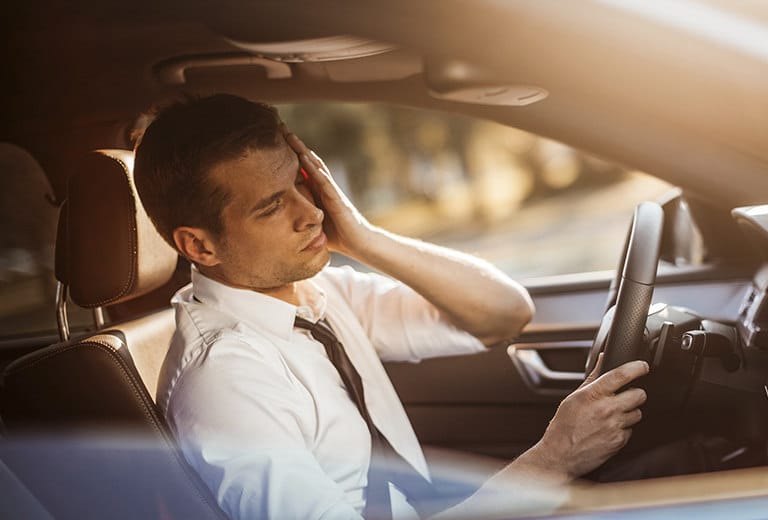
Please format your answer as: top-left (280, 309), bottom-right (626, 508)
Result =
top-left (520, 355), bottom-right (649, 480)
top-left (514, 203), bottom-right (661, 483)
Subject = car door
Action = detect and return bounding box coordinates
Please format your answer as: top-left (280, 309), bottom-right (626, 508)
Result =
top-left (384, 247), bottom-right (754, 469)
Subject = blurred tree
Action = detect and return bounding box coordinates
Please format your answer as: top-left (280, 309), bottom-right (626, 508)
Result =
top-left (277, 102), bottom-right (632, 235)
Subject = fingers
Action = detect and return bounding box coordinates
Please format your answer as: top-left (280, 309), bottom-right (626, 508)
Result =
top-left (281, 126), bottom-right (308, 157)
top-left (612, 386), bottom-right (647, 412)
top-left (284, 130), bottom-right (326, 171)
top-left (281, 129), bottom-right (326, 179)
top-left (579, 352), bottom-right (604, 388)
top-left (309, 149), bottom-right (329, 171)
top-left (615, 428), bottom-right (633, 450)
top-left (298, 152), bottom-right (335, 194)
top-left (283, 132), bottom-right (336, 194)
top-left (621, 408), bottom-right (643, 428)
top-left (592, 360), bottom-right (649, 396)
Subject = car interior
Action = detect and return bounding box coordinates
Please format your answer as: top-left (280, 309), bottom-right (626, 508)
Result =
top-left (2, 1), bottom-right (768, 518)
top-left (1, 150), bottom-right (226, 519)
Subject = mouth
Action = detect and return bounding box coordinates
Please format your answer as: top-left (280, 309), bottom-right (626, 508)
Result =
top-left (301, 231), bottom-right (327, 252)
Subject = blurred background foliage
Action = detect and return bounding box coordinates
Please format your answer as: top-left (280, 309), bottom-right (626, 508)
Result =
top-left (0, 103), bottom-right (671, 336)
top-left (279, 103), bottom-right (671, 277)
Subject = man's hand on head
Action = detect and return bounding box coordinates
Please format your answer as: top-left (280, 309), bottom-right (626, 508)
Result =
top-left (517, 354), bottom-right (649, 482)
top-left (282, 126), bottom-right (373, 257)
top-left (281, 126), bottom-right (534, 346)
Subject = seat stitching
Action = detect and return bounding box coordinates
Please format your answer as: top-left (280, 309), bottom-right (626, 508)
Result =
top-left (85, 154), bottom-right (138, 307)
top-left (4, 339), bottom-right (226, 517)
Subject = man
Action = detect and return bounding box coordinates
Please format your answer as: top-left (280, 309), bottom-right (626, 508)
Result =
top-left (134, 94), bottom-right (648, 519)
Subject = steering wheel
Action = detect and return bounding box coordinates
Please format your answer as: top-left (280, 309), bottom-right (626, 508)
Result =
top-left (586, 202), bottom-right (665, 375)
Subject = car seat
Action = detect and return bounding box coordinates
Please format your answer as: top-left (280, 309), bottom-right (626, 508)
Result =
top-left (0, 149), bottom-right (228, 520)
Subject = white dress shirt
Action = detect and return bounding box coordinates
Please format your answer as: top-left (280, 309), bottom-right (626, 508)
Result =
top-left (157, 265), bottom-right (485, 520)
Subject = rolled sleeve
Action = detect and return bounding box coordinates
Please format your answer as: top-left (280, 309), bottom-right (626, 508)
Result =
top-left (319, 266), bottom-right (485, 362)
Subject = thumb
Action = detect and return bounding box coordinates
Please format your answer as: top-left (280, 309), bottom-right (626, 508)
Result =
top-left (579, 352), bottom-right (604, 388)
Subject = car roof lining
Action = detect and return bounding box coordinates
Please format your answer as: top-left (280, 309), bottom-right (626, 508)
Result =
top-left (5, 0), bottom-right (768, 208)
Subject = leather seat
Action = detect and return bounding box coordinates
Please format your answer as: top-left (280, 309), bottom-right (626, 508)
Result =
top-left (0, 150), bottom-right (228, 520)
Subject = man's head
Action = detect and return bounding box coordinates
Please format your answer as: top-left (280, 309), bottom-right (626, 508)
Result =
top-left (134, 94), bottom-right (329, 294)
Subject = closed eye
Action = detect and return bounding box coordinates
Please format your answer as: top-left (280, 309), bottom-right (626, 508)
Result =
top-left (259, 199), bottom-right (282, 217)
top-left (251, 169), bottom-right (304, 218)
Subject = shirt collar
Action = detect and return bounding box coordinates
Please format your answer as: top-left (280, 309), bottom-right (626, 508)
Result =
top-left (190, 265), bottom-right (327, 341)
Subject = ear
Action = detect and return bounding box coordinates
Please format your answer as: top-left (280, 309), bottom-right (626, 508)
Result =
top-left (172, 226), bottom-right (221, 267)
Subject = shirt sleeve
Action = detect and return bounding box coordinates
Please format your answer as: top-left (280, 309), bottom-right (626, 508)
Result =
top-left (166, 336), bottom-right (364, 520)
top-left (319, 266), bottom-right (485, 363)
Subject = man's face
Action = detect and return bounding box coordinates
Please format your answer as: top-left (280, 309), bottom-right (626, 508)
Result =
top-left (204, 136), bottom-right (330, 291)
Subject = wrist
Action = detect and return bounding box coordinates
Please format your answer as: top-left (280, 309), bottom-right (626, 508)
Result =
top-left (514, 442), bottom-right (574, 485)
top-left (336, 221), bottom-right (382, 260)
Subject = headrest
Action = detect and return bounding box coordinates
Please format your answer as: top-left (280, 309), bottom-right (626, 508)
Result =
top-left (55, 150), bottom-right (178, 308)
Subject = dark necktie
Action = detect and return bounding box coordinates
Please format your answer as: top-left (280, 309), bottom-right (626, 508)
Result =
top-left (294, 316), bottom-right (440, 520)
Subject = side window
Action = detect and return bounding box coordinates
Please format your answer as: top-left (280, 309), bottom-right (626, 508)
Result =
top-left (279, 104), bottom-right (671, 278)
top-left (0, 143), bottom-right (90, 338)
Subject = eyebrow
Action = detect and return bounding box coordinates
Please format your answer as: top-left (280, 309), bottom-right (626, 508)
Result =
top-left (249, 164), bottom-right (303, 214)
top-left (250, 190), bottom-right (286, 214)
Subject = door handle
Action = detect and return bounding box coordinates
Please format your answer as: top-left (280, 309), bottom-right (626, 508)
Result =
top-left (508, 345), bottom-right (586, 396)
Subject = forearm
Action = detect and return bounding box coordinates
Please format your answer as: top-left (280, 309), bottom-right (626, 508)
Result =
top-left (506, 442), bottom-right (573, 484)
top-left (431, 454), bottom-right (570, 519)
top-left (286, 130), bottom-right (534, 343)
top-left (344, 225), bottom-right (534, 345)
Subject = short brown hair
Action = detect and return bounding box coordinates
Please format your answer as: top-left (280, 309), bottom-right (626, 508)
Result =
top-left (133, 94), bottom-right (282, 248)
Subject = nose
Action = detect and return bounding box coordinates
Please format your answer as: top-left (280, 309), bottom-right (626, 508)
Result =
top-left (294, 189), bottom-right (324, 231)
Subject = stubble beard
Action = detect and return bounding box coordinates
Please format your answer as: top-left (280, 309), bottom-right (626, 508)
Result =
top-left (254, 248), bottom-right (331, 290)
